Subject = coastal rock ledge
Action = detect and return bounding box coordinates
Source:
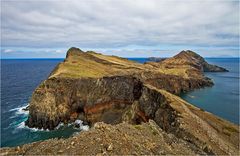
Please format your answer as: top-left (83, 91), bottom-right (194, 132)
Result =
top-left (3, 47), bottom-right (238, 155)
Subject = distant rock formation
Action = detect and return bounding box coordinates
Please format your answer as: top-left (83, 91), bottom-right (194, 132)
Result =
top-left (147, 57), bottom-right (166, 62)
top-left (162, 50), bottom-right (228, 72)
top-left (18, 47), bottom-right (239, 155)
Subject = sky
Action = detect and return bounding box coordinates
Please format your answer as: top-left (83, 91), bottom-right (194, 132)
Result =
top-left (1, 0), bottom-right (239, 58)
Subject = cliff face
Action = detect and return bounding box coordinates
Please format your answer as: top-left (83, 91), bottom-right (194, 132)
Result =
top-left (26, 48), bottom-right (217, 130)
top-left (26, 76), bottom-right (143, 129)
top-left (21, 47), bottom-right (239, 155)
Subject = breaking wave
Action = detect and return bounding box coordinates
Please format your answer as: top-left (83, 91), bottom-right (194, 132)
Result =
top-left (55, 119), bottom-right (89, 131)
top-left (9, 104), bottom-right (29, 119)
top-left (15, 121), bottom-right (50, 132)
top-left (10, 104), bottom-right (89, 133)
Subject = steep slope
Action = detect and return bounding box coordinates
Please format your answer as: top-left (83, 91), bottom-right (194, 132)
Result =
top-left (156, 88), bottom-right (239, 155)
top-left (5, 47), bottom-right (237, 155)
top-left (0, 121), bottom-right (208, 155)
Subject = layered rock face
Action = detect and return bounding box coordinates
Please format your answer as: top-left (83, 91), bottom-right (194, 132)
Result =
top-left (26, 75), bottom-right (178, 133)
top-left (26, 48), bottom-right (220, 130)
top-left (26, 76), bottom-right (143, 129)
top-left (22, 47), bottom-right (239, 155)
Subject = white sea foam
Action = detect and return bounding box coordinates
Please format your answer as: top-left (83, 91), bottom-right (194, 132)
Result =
top-left (73, 119), bottom-right (89, 131)
top-left (14, 119), bottom-right (50, 132)
top-left (28, 127), bottom-right (50, 132)
top-left (55, 122), bottom-right (64, 129)
top-left (11, 105), bottom-right (89, 132)
top-left (55, 119), bottom-right (89, 131)
top-left (9, 107), bottom-right (19, 112)
top-left (15, 121), bottom-right (50, 132)
top-left (10, 104), bottom-right (90, 133)
top-left (16, 121), bottom-right (26, 129)
top-left (74, 119), bottom-right (83, 125)
top-left (9, 104), bottom-right (29, 116)
top-left (81, 125), bottom-right (89, 131)
top-left (15, 118), bottom-right (88, 132)
top-left (8, 104), bottom-right (29, 120)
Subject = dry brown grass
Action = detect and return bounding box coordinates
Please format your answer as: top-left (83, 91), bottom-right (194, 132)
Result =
top-left (50, 51), bottom-right (198, 80)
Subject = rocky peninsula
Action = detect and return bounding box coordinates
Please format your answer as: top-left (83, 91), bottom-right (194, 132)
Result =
top-left (1, 48), bottom-right (239, 155)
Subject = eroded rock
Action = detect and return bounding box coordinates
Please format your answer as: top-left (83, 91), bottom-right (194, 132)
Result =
top-left (20, 48), bottom-right (238, 155)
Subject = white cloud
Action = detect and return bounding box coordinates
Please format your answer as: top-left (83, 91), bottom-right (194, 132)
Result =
top-left (55, 49), bottom-right (64, 53)
top-left (2, 49), bottom-right (14, 53)
top-left (1, 0), bottom-right (239, 57)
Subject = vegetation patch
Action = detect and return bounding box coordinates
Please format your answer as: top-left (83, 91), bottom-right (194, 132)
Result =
top-left (134, 125), bottom-right (143, 130)
top-left (149, 125), bottom-right (159, 136)
top-left (223, 126), bottom-right (238, 133)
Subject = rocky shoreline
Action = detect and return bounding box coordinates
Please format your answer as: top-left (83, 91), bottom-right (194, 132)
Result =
top-left (2, 48), bottom-right (239, 155)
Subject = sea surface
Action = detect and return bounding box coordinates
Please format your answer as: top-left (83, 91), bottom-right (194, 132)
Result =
top-left (1, 58), bottom-right (239, 147)
top-left (1, 59), bottom-right (88, 148)
top-left (180, 58), bottom-right (239, 125)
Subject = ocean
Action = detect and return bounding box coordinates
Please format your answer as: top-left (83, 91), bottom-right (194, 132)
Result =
top-left (180, 58), bottom-right (239, 125)
top-left (1, 58), bottom-right (239, 147)
top-left (1, 59), bottom-right (88, 147)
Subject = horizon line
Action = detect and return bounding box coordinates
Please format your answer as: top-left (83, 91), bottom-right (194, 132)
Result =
top-left (1, 57), bottom-right (240, 60)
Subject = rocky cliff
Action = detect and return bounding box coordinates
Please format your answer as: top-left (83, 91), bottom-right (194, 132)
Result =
top-left (26, 48), bottom-right (220, 130)
top-left (3, 47), bottom-right (238, 155)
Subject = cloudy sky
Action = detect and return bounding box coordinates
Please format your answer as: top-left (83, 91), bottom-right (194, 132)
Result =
top-left (1, 0), bottom-right (239, 58)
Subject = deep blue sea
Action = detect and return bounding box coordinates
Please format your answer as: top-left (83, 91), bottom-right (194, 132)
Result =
top-left (1, 58), bottom-right (239, 147)
top-left (1, 59), bottom-right (89, 147)
top-left (180, 58), bottom-right (239, 125)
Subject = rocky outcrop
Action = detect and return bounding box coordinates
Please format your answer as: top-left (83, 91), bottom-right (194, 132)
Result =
top-left (134, 72), bottom-right (213, 94)
top-left (25, 75), bottom-right (180, 131)
top-left (26, 76), bottom-right (143, 129)
top-left (21, 47), bottom-right (239, 155)
top-left (202, 63), bottom-right (229, 72)
top-left (161, 50), bottom-right (228, 72)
